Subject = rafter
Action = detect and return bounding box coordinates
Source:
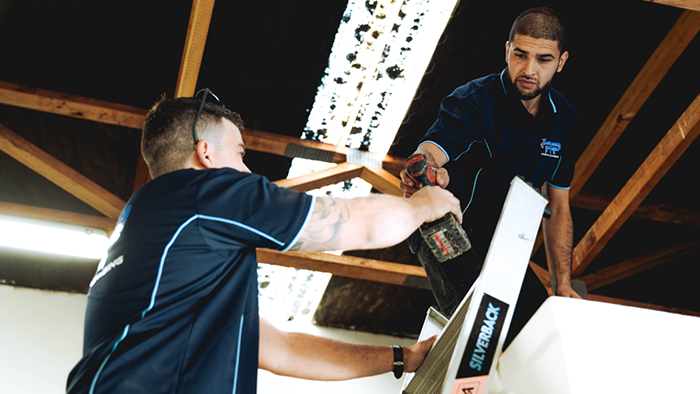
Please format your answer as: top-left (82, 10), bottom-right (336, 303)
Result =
top-left (570, 10), bottom-right (700, 199)
top-left (0, 124), bottom-right (126, 218)
top-left (174, 0), bottom-right (217, 98)
top-left (0, 80), bottom-right (147, 129)
top-left (273, 162), bottom-right (364, 191)
top-left (256, 248), bottom-right (427, 288)
top-left (572, 92), bottom-right (700, 276)
top-left (580, 238), bottom-right (700, 291)
top-left (638, 0), bottom-right (700, 11)
top-left (359, 167), bottom-right (403, 197)
top-left (571, 190), bottom-right (700, 227)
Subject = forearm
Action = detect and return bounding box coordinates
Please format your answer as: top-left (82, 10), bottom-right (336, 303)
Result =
top-left (272, 332), bottom-right (394, 380)
top-left (542, 184), bottom-right (576, 294)
top-left (259, 317), bottom-right (434, 380)
top-left (542, 203), bottom-right (574, 289)
top-left (292, 187), bottom-right (460, 253)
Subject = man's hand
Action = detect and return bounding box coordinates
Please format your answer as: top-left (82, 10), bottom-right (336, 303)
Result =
top-left (399, 167), bottom-right (450, 198)
top-left (404, 335), bottom-right (437, 373)
top-left (399, 144), bottom-right (450, 198)
top-left (556, 283), bottom-right (582, 299)
top-left (409, 185), bottom-right (462, 224)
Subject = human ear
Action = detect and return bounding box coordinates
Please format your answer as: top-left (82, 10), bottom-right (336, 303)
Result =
top-left (195, 140), bottom-right (215, 169)
top-left (505, 41), bottom-right (510, 63)
top-left (557, 51), bottom-right (569, 73)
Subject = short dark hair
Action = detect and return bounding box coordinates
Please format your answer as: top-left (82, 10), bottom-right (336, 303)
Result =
top-left (509, 7), bottom-right (567, 53)
top-left (141, 96), bottom-right (245, 178)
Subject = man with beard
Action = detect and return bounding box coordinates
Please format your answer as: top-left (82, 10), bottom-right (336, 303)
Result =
top-left (399, 7), bottom-right (581, 349)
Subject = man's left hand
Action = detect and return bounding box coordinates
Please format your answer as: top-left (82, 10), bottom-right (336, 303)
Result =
top-left (404, 335), bottom-right (437, 373)
top-left (556, 284), bottom-right (582, 299)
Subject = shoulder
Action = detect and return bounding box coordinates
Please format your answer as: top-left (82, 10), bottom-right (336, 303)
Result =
top-left (449, 73), bottom-right (502, 103)
top-left (549, 87), bottom-right (579, 123)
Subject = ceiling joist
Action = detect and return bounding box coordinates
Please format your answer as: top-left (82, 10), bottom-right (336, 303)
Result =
top-left (256, 248), bottom-right (427, 288)
top-left (571, 190), bottom-right (700, 227)
top-left (572, 92), bottom-right (700, 276)
top-left (0, 80), bottom-right (148, 130)
top-left (581, 238), bottom-right (700, 291)
top-left (0, 124), bottom-right (126, 218)
top-left (570, 9), bottom-right (700, 199)
top-left (273, 162), bottom-right (365, 191)
top-left (272, 162), bottom-right (403, 197)
top-left (358, 167), bottom-right (403, 197)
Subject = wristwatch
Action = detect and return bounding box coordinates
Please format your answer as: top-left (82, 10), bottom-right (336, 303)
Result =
top-left (392, 345), bottom-right (404, 379)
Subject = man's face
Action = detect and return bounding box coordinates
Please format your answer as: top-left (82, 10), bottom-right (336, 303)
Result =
top-left (213, 118), bottom-right (251, 173)
top-left (505, 34), bottom-right (568, 101)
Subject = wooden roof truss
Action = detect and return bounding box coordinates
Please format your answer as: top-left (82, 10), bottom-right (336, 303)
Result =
top-left (1, 0), bottom-right (699, 317)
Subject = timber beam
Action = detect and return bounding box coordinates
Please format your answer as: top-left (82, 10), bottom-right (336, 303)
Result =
top-left (571, 190), bottom-right (700, 227)
top-left (0, 80), bottom-right (148, 129)
top-left (570, 10), bottom-right (700, 199)
top-left (580, 238), bottom-right (700, 291)
top-left (174, 0), bottom-right (216, 98)
top-left (572, 92), bottom-right (700, 276)
top-left (256, 248), bottom-right (428, 289)
top-left (272, 162), bottom-right (403, 196)
top-left (0, 124), bottom-right (126, 218)
top-left (638, 0), bottom-right (700, 11)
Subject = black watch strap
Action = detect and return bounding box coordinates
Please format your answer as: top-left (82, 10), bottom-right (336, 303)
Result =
top-left (392, 345), bottom-right (404, 379)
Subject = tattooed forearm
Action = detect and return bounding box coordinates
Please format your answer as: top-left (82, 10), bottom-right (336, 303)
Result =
top-left (291, 197), bottom-right (350, 252)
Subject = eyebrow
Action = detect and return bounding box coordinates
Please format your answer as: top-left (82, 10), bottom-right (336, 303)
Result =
top-left (513, 47), bottom-right (555, 59)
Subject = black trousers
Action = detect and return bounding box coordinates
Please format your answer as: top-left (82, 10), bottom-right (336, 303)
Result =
top-left (416, 239), bottom-right (548, 350)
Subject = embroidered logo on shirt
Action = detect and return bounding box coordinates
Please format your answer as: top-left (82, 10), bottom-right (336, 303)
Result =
top-left (540, 138), bottom-right (561, 158)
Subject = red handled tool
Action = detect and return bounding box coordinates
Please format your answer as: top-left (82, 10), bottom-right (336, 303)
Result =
top-left (404, 153), bottom-right (471, 262)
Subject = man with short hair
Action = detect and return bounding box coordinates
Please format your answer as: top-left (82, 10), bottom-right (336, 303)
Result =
top-left (400, 7), bottom-right (581, 348)
top-left (66, 93), bottom-right (463, 393)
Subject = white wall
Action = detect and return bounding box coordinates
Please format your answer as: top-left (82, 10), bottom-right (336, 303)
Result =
top-left (0, 285), bottom-right (86, 394)
top-left (0, 284), bottom-right (418, 394)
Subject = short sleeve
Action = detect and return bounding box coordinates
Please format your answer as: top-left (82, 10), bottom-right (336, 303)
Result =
top-left (420, 89), bottom-right (488, 162)
top-left (196, 170), bottom-right (314, 252)
top-left (548, 111), bottom-right (581, 189)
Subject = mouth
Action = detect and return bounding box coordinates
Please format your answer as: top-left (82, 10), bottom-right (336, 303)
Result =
top-left (516, 77), bottom-right (537, 89)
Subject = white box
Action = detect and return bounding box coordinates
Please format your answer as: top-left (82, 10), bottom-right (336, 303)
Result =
top-left (495, 297), bottom-right (700, 394)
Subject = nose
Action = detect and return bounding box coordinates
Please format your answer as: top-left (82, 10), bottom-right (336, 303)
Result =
top-left (524, 58), bottom-right (536, 76)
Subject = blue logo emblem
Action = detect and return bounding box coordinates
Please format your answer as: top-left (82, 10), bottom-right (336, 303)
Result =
top-left (541, 138), bottom-right (561, 158)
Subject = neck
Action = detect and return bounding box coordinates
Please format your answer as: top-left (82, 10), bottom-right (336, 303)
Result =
top-left (521, 95), bottom-right (541, 117)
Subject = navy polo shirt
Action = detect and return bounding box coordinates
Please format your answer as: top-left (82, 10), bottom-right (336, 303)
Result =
top-left (409, 69), bottom-right (579, 251)
top-left (66, 168), bottom-right (314, 394)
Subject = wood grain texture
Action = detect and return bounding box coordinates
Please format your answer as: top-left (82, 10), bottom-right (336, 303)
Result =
top-left (572, 93), bottom-right (700, 276)
top-left (570, 10), bottom-right (700, 198)
top-left (0, 124), bottom-right (126, 218)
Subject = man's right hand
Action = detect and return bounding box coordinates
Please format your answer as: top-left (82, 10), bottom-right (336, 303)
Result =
top-left (409, 185), bottom-right (462, 224)
top-left (399, 167), bottom-right (451, 198)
